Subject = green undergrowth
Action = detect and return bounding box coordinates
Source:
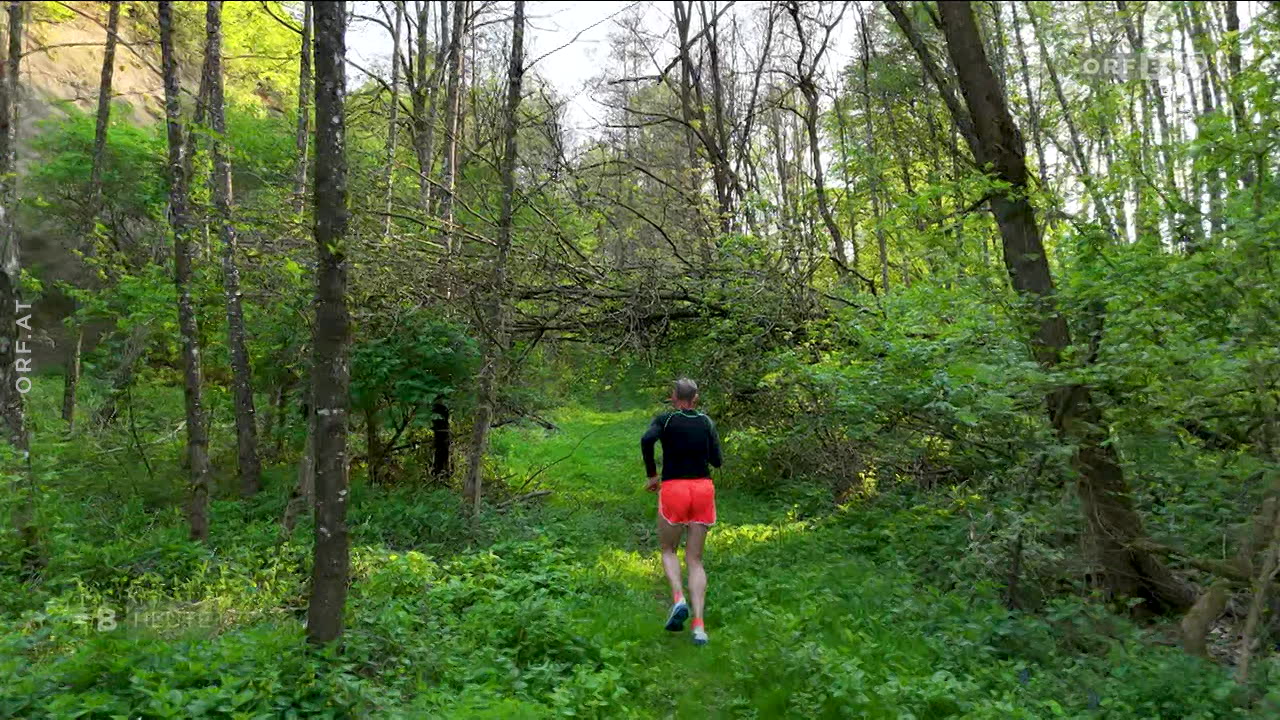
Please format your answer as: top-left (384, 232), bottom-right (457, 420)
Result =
top-left (2, 393), bottom-right (1276, 718)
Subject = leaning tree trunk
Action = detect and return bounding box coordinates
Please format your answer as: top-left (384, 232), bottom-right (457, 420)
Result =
top-left (463, 0), bottom-right (524, 514)
top-left (63, 0), bottom-right (121, 431)
top-left (159, 0), bottom-right (213, 543)
top-left (306, 0), bottom-right (352, 646)
top-left (205, 0), bottom-right (261, 496)
top-left (914, 0), bottom-right (1195, 613)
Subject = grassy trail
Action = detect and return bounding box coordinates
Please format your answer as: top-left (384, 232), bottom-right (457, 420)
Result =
top-left (1, 397), bottom-right (1257, 718)
top-left (490, 408), bottom-right (1029, 719)
top-left (485, 407), bottom-right (1258, 719)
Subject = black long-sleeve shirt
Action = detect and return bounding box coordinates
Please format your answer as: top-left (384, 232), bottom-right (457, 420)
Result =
top-left (641, 410), bottom-right (723, 481)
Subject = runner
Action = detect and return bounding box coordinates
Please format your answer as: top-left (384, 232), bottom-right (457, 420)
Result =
top-left (641, 377), bottom-right (723, 646)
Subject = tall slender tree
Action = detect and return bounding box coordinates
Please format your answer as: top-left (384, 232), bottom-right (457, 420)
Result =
top-left (62, 0), bottom-right (121, 431)
top-left (205, 0), bottom-right (261, 496)
top-left (159, 0), bottom-right (213, 542)
top-left (381, 0), bottom-right (403, 240)
top-left (0, 0), bottom-right (35, 569)
top-left (463, 0), bottom-right (525, 513)
top-left (292, 1), bottom-right (313, 216)
top-left (306, 0), bottom-right (353, 645)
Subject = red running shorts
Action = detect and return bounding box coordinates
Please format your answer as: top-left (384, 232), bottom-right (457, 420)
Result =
top-left (658, 477), bottom-right (716, 526)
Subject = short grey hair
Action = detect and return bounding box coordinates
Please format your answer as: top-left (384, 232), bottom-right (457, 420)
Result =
top-left (673, 377), bottom-right (698, 402)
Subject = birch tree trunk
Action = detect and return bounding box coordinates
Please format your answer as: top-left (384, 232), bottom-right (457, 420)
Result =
top-left (306, 0), bottom-right (352, 646)
top-left (205, 0), bottom-right (261, 496)
top-left (159, 0), bottom-right (213, 542)
top-left (463, 0), bottom-right (524, 513)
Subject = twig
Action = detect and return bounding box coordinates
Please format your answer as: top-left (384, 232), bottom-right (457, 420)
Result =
top-left (496, 490), bottom-right (552, 509)
top-left (517, 427), bottom-right (601, 492)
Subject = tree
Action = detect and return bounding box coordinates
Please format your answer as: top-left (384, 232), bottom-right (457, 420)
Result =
top-left (159, 0), bottom-right (214, 542)
top-left (463, 0), bottom-right (525, 513)
top-left (380, 0), bottom-right (403, 240)
top-left (914, 0), bottom-right (1194, 612)
top-left (293, 0), bottom-right (312, 216)
top-left (205, 0), bottom-right (262, 496)
top-left (0, 0), bottom-right (35, 570)
top-left (306, 0), bottom-right (353, 646)
top-left (62, 0), bottom-right (121, 431)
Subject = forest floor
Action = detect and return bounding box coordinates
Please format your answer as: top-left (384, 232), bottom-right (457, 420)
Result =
top-left (0, 391), bottom-right (1269, 718)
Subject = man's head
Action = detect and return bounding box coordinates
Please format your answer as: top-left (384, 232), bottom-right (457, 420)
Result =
top-left (671, 377), bottom-right (698, 409)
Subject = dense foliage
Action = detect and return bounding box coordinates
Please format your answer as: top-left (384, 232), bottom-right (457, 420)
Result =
top-left (2, 0), bottom-right (1279, 715)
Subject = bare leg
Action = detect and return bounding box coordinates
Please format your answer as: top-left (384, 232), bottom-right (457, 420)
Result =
top-left (658, 515), bottom-right (685, 602)
top-left (685, 523), bottom-right (708, 621)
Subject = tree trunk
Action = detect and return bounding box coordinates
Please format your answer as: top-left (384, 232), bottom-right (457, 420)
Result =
top-left (1116, 0), bottom-right (1182, 238)
top-left (94, 326), bottom-right (149, 426)
top-left (432, 400), bottom-right (450, 479)
top-left (365, 406), bottom-right (380, 484)
top-left (292, 1), bottom-right (312, 217)
top-left (1223, 0), bottom-right (1254, 190)
top-left (204, 0), bottom-right (261, 497)
top-left (438, 0), bottom-right (465, 284)
top-left (859, 12), bottom-right (890, 294)
top-left (463, 0), bottom-right (524, 514)
top-left (380, 0), bottom-right (403, 240)
top-left (63, 0), bottom-right (121, 429)
top-left (159, 0), bottom-right (214, 543)
top-left (306, 0), bottom-right (352, 646)
top-left (0, 0), bottom-right (36, 570)
top-left (282, 402), bottom-right (315, 534)
top-left (1010, 2), bottom-right (1048, 187)
top-left (60, 326), bottom-right (82, 430)
top-left (1184, 3), bottom-right (1224, 239)
top-left (786, 2), bottom-right (867, 293)
top-left (928, 0), bottom-right (1194, 614)
top-left (834, 90), bottom-right (858, 276)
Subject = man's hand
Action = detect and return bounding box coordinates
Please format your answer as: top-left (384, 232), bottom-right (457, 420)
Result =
top-left (646, 475), bottom-right (660, 492)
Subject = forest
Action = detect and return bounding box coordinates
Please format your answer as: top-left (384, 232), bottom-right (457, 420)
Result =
top-left (1, 0), bottom-right (1279, 716)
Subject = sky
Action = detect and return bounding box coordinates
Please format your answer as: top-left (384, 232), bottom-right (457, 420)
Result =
top-left (346, 1), bottom-right (646, 143)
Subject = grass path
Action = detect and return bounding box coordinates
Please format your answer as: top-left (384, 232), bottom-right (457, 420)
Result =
top-left (2, 397), bottom-right (1255, 718)
top-left (488, 408), bottom-right (1037, 719)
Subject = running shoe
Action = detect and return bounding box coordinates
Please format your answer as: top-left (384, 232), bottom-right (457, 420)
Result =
top-left (664, 600), bottom-right (690, 632)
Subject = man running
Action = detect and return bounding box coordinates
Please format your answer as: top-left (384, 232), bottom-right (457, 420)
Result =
top-left (642, 377), bottom-right (723, 646)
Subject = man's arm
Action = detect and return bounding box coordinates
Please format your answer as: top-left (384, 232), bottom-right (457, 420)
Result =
top-left (707, 416), bottom-right (723, 468)
top-left (641, 415), bottom-right (663, 478)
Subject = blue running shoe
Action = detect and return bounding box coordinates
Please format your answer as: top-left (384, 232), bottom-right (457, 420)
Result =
top-left (664, 601), bottom-right (689, 632)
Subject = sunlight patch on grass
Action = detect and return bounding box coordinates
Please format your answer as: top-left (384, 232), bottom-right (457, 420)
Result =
top-left (709, 520), bottom-right (808, 554)
top-left (583, 547), bottom-right (656, 589)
